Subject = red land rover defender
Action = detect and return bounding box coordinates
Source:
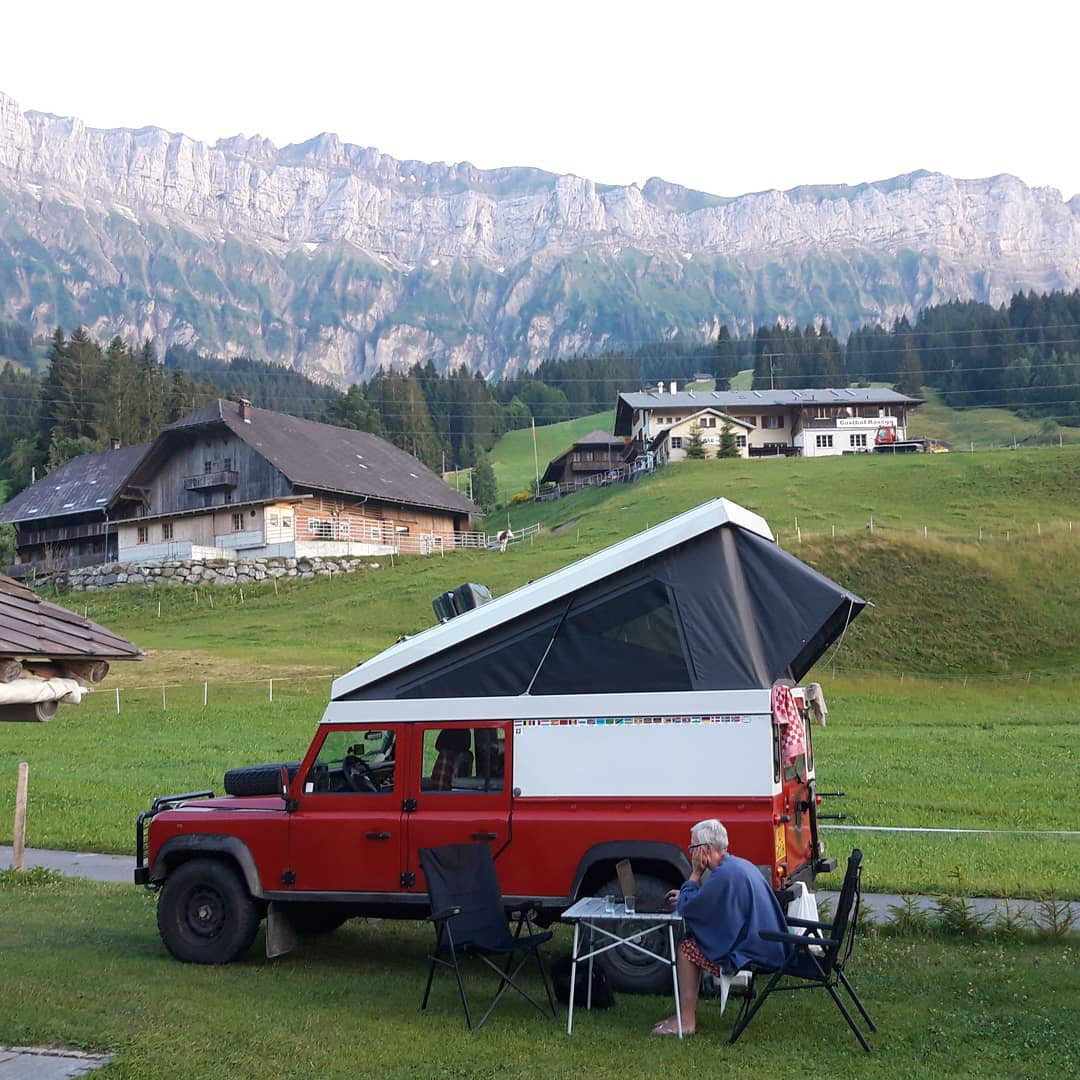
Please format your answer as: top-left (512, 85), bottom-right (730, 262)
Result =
top-left (135, 499), bottom-right (863, 992)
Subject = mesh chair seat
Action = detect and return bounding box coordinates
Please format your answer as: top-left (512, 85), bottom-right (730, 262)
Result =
top-left (729, 849), bottom-right (878, 1053)
top-left (419, 843), bottom-right (558, 1031)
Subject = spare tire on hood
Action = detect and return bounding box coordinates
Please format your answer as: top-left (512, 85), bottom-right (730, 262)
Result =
top-left (223, 762), bottom-right (302, 797)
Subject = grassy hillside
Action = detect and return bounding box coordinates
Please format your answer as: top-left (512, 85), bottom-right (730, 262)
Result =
top-left (909, 388), bottom-right (1080, 448)
top-left (488, 410), bottom-right (616, 497)
top-left (499, 446), bottom-right (1080, 543)
top-left (5, 449), bottom-right (1080, 893)
top-left (40, 447), bottom-right (1080, 686)
top-left (480, 378), bottom-right (1080, 501)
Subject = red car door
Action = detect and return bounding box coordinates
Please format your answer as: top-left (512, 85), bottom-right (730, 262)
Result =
top-left (287, 724), bottom-right (404, 894)
top-left (401, 721), bottom-right (512, 895)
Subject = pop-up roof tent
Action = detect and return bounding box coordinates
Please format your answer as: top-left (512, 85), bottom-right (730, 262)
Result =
top-left (331, 499), bottom-right (865, 703)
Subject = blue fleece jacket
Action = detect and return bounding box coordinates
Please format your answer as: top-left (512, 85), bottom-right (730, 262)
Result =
top-left (676, 853), bottom-right (789, 973)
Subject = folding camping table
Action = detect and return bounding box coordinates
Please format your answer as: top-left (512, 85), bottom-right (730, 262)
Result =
top-left (561, 897), bottom-right (685, 1037)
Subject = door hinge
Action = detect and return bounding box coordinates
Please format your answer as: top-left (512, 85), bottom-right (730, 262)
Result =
top-left (281, 869), bottom-right (296, 886)
top-left (402, 798), bottom-right (418, 813)
top-left (400, 871), bottom-right (416, 888)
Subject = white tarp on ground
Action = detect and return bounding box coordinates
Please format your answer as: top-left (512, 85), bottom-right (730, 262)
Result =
top-left (0, 675), bottom-right (88, 705)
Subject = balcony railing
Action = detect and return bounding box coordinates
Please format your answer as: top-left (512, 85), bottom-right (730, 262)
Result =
top-left (183, 469), bottom-right (239, 491)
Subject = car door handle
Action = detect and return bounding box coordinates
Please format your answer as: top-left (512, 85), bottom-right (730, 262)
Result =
top-left (365, 831), bottom-right (391, 840)
top-left (471, 832), bottom-right (498, 840)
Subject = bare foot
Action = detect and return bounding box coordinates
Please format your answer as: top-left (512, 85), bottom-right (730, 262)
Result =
top-left (651, 1017), bottom-right (694, 1036)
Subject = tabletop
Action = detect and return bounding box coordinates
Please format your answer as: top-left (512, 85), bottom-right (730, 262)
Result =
top-left (561, 896), bottom-right (684, 923)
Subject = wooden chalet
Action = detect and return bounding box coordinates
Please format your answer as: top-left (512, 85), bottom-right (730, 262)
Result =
top-left (2, 399), bottom-right (479, 572)
top-left (541, 430), bottom-right (629, 488)
top-left (0, 443), bottom-right (149, 574)
top-left (109, 399), bottom-right (478, 563)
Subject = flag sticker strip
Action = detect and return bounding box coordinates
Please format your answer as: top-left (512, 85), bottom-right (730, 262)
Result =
top-left (515, 715), bottom-right (748, 733)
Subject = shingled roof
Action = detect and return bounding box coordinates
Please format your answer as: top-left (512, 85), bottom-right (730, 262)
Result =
top-left (0, 574), bottom-right (142, 660)
top-left (165, 400), bottom-right (478, 516)
top-left (573, 430), bottom-right (627, 447)
top-left (615, 387), bottom-right (923, 435)
top-left (0, 444), bottom-right (149, 525)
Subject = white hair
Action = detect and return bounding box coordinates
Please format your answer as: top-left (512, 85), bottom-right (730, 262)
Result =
top-left (691, 818), bottom-right (729, 852)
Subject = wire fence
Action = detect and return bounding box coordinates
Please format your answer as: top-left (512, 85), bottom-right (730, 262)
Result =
top-left (70, 655), bottom-right (1080, 720)
top-left (79, 671), bottom-right (339, 716)
top-left (775, 515), bottom-right (1079, 548)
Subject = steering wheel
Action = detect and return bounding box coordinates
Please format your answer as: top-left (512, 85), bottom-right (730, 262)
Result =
top-left (342, 754), bottom-right (379, 793)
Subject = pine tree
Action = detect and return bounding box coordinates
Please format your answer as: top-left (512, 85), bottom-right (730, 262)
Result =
top-left (325, 384), bottom-right (383, 436)
top-left (717, 419), bottom-right (739, 458)
top-left (895, 337), bottom-right (924, 396)
top-left (471, 453), bottom-right (498, 510)
top-left (684, 423), bottom-right (707, 459)
top-left (135, 340), bottom-right (166, 441)
top-left (714, 326), bottom-right (736, 388)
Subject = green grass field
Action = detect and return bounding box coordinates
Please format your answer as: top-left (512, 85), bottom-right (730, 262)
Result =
top-left (2, 675), bottom-right (1076, 899)
top-left (487, 411), bottom-right (615, 498)
top-left (910, 388), bottom-right (1080, 449)
top-left (1, 875), bottom-right (1077, 1079)
top-left (497, 446), bottom-right (1080, 542)
top-left (3, 447), bottom-right (1080, 897)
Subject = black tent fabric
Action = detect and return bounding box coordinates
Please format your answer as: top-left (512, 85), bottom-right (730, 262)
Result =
top-left (342, 523), bottom-right (864, 700)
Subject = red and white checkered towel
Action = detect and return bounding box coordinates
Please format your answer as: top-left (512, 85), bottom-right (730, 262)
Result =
top-left (772, 683), bottom-right (806, 764)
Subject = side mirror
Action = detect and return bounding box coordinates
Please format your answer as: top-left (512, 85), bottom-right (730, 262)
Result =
top-left (280, 765), bottom-right (298, 813)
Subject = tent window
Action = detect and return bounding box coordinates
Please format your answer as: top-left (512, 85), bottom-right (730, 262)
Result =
top-left (397, 618), bottom-right (563, 700)
top-left (531, 579), bottom-right (691, 695)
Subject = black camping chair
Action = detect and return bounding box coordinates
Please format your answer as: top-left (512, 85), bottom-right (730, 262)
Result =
top-left (729, 849), bottom-right (877, 1052)
top-left (419, 842), bottom-right (558, 1031)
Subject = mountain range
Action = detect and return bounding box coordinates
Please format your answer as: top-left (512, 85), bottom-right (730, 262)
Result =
top-left (2, 90), bottom-right (1079, 383)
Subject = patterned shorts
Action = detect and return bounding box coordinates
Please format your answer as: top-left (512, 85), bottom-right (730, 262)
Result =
top-left (679, 936), bottom-right (724, 977)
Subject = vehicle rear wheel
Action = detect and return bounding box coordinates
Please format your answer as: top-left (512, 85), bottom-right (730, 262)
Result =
top-left (592, 872), bottom-right (678, 995)
top-left (157, 858), bottom-right (260, 964)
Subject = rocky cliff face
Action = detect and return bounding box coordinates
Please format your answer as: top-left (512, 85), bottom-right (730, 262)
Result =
top-left (1, 90), bottom-right (1078, 381)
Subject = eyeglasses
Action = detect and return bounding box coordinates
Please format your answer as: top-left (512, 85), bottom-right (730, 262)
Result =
top-left (687, 843), bottom-right (710, 853)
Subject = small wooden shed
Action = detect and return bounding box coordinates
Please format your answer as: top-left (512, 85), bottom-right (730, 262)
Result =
top-left (0, 574), bottom-right (141, 721)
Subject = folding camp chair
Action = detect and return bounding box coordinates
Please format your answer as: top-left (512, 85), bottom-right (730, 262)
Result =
top-left (729, 849), bottom-right (877, 1052)
top-left (419, 842), bottom-right (558, 1031)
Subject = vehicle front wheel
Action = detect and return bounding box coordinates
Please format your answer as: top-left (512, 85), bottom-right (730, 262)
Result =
top-left (593, 872), bottom-right (679, 994)
top-left (157, 857), bottom-right (260, 964)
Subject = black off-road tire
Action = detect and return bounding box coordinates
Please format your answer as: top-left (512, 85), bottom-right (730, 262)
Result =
top-left (281, 902), bottom-right (353, 936)
top-left (593, 872), bottom-right (679, 994)
top-left (157, 857), bottom-right (260, 964)
top-left (223, 762), bottom-right (302, 797)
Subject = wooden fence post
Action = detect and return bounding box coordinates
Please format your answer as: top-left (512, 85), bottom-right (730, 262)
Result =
top-left (13, 762), bottom-right (29, 872)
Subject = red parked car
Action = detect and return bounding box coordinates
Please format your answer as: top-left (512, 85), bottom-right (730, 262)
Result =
top-left (136, 499), bottom-right (862, 992)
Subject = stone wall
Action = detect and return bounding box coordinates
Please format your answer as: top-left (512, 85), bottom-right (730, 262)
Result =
top-left (57, 555), bottom-right (381, 591)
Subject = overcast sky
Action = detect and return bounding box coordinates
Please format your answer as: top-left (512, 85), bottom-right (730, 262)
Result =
top-left (6, 1), bottom-right (1078, 199)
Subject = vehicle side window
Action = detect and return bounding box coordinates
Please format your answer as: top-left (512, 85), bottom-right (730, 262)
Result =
top-left (304, 729), bottom-right (395, 795)
top-left (419, 727), bottom-right (505, 793)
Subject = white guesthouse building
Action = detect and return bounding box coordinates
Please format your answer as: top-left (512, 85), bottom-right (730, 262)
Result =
top-left (614, 385), bottom-right (923, 460)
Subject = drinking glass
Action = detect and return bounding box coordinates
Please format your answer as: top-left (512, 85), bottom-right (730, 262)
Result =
top-left (624, 895), bottom-right (636, 914)
top-left (604, 894), bottom-right (616, 914)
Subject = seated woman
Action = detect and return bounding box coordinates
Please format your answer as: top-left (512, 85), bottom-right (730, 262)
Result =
top-left (652, 818), bottom-right (789, 1037)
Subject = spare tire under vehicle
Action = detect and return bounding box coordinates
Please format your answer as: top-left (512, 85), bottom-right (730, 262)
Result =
top-left (592, 872), bottom-right (679, 995)
top-left (223, 762), bottom-right (302, 797)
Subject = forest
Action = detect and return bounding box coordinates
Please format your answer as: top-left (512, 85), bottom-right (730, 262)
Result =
top-left (2, 288), bottom-right (1078, 503)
